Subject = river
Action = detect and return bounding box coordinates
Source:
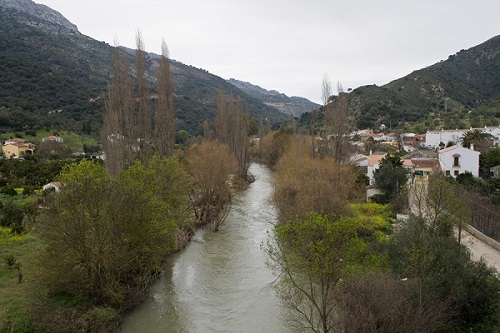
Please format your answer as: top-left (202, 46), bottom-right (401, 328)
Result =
top-left (120, 163), bottom-right (289, 333)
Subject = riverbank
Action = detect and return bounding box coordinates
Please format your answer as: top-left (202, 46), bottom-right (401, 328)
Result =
top-left (120, 163), bottom-right (288, 333)
top-left (0, 165), bottom-right (259, 332)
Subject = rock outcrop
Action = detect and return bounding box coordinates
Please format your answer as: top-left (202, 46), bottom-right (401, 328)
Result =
top-left (0, 0), bottom-right (78, 32)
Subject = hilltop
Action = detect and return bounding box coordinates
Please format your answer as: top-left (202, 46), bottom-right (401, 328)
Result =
top-left (347, 35), bottom-right (500, 130)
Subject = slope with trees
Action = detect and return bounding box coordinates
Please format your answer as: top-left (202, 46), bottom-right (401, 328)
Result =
top-left (0, 2), bottom-right (289, 137)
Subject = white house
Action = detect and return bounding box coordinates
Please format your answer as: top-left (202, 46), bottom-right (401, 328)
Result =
top-left (438, 145), bottom-right (480, 178)
top-left (426, 129), bottom-right (466, 148)
top-left (426, 126), bottom-right (500, 149)
top-left (41, 135), bottom-right (63, 143)
top-left (42, 182), bottom-right (62, 192)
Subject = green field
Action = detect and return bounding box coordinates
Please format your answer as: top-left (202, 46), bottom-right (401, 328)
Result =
top-left (0, 228), bottom-right (40, 332)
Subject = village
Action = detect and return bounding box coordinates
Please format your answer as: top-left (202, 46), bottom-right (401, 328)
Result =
top-left (348, 125), bottom-right (500, 196)
top-left (2, 125), bottom-right (500, 197)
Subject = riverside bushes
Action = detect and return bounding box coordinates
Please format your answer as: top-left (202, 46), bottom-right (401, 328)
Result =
top-left (31, 157), bottom-right (190, 331)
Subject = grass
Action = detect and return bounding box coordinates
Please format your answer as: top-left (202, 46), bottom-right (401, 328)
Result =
top-left (1, 130), bottom-right (99, 153)
top-left (0, 227), bottom-right (41, 332)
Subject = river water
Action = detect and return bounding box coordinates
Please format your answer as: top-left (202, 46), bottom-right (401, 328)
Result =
top-left (120, 163), bottom-right (288, 333)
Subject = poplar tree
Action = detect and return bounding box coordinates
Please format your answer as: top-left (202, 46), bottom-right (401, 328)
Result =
top-left (134, 32), bottom-right (152, 163)
top-left (329, 84), bottom-right (350, 164)
top-left (322, 76), bottom-right (350, 163)
top-left (102, 44), bottom-right (133, 175)
top-left (215, 89), bottom-right (249, 178)
top-left (154, 39), bottom-right (175, 157)
top-left (102, 34), bottom-right (176, 172)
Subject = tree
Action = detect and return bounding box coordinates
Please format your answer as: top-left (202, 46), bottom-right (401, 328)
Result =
top-left (154, 39), bottom-right (175, 157)
top-left (321, 77), bottom-right (350, 163)
top-left (39, 160), bottom-right (122, 305)
top-left (410, 174), bottom-right (470, 243)
top-left (389, 215), bottom-right (500, 332)
top-left (102, 34), bottom-right (176, 173)
top-left (480, 147), bottom-right (500, 174)
top-left (38, 158), bottom-right (188, 306)
top-left (102, 44), bottom-right (133, 175)
top-left (215, 89), bottom-right (249, 178)
top-left (373, 152), bottom-right (408, 203)
top-left (259, 127), bottom-right (293, 168)
top-left (185, 140), bottom-right (238, 231)
top-left (266, 213), bottom-right (369, 333)
top-left (461, 129), bottom-right (493, 152)
top-left (134, 31), bottom-right (152, 163)
top-left (339, 272), bottom-right (452, 333)
top-left (273, 136), bottom-right (362, 222)
top-left (0, 202), bottom-right (25, 233)
top-left (175, 130), bottom-right (190, 145)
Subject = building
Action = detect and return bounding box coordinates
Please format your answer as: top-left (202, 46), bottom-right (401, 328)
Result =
top-left (41, 135), bottom-right (63, 143)
top-left (367, 152), bottom-right (386, 185)
top-left (1, 139), bottom-right (36, 158)
top-left (42, 182), bottom-right (62, 192)
top-left (438, 145), bottom-right (480, 178)
top-left (4, 138), bottom-right (27, 145)
top-left (402, 150), bottom-right (441, 182)
top-left (402, 133), bottom-right (426, 148)
top-left (426, 126), bottom-right (500, 149)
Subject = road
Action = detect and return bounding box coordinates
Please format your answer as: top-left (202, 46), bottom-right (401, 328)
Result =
top-left (461, 229), bottom-right (500, 277)
top-left (408, 180), bottom-right (500, 277)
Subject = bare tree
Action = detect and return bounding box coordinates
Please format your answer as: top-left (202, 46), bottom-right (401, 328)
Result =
top-left (186, 140), bottom-right (238, 231)
top-left (310, 108), bottom-right (318, 159)
top-left (102, 43), bottom-right (133, 175)
top-left (154, 39), bottom-right (175, 157)
top-left (215, 89), bottom-right (249, 178)
top-left (329, 83), bottom-right (350, 163)
top-left (409, 175), bottom-right (470, 241)
top-left (339, 272), bottom-right (452, 333)
top-left (134, 31), bottom-right (152, 163)
top-left (103, 34), bottom-right (177, 173)
top-left (322, 77), bottom-right (350, 163)
top-left (273, 135), bottom-right (362, 222)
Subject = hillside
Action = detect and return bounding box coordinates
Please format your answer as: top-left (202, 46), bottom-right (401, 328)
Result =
top-left (227, 78), bottom-right (320, 117)
top-left (0, 0), bottom-right (288, 137)
top-left (348, 35), bottom-right (500, 130)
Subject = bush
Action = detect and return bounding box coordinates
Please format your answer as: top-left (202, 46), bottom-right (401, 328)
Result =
top-left (79, 307), bottom-right (119, 332)
top-left (1, 186), bottom-right (18, 196)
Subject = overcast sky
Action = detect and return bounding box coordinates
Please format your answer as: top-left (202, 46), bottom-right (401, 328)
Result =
top-left (35, 0), bottom-right (500, 104)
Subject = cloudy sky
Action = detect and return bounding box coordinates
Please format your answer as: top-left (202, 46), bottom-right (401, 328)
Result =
top-left (35, 0), bottom-right (500, 103)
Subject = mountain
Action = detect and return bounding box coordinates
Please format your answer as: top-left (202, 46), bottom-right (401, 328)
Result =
top-left (227, 78), bottom-right (320, 117)
top-left (0, 0), bottom-right (77, 31)
top-left (0, 0), bottom-right (288, 136)
top-left (347, 35), bottom-right (500, 130)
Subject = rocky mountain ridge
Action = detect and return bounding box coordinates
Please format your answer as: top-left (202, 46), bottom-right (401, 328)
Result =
top-left (0, 0), bottom-right (78, 32)
top-left (227, 78), bottom-right (319, 117)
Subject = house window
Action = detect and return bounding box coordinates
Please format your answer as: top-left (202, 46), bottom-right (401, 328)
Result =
top-left (446, 170), bottom-right (450, 176)
top-left (453, 155), bottom-right (460, 167)
top-left (454, 170), bottom-right (459, 176)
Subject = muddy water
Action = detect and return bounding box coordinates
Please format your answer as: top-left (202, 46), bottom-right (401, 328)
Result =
top-left (120, 163), bottom-right (288, 333)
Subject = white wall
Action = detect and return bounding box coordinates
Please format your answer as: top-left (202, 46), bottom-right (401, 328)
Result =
top-left (438, 146), bottom-right (480, 177)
